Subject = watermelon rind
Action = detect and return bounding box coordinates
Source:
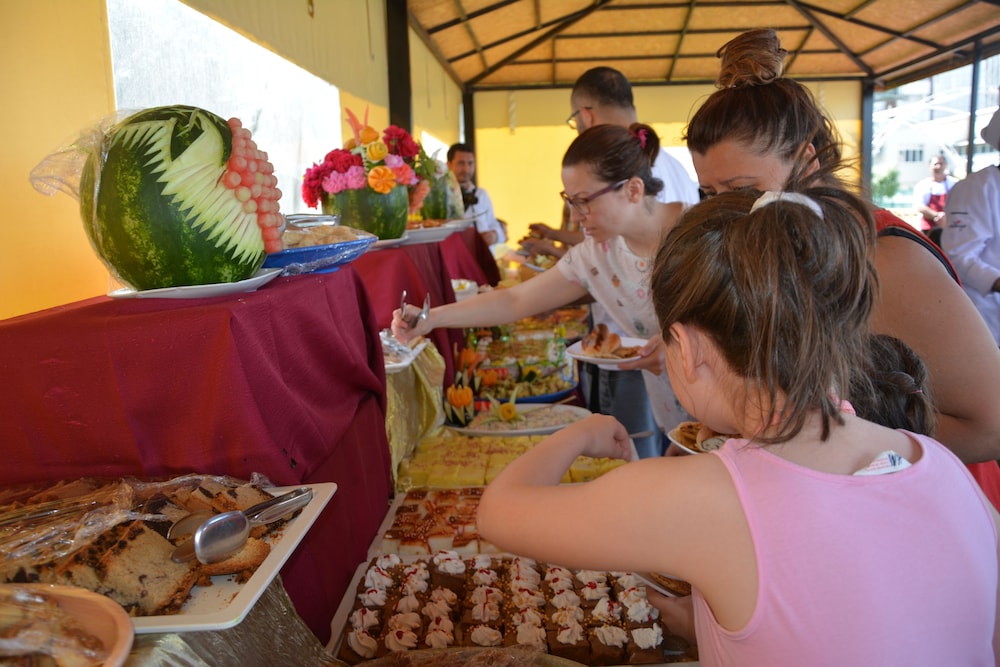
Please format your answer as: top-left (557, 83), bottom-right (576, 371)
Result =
top-left (321, 185), bottom-right (409, 240)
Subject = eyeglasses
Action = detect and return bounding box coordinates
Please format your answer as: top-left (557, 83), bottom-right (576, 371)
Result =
top-left (566, 106), bottom-right (592, 130)
top-left (560, 179), bottom-right (628, 216)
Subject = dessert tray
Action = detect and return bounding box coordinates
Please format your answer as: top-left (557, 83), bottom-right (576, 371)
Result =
top-left (132, 482), bottom-right (336, 633)
top-left (566, 338), bottom-right (648, 368)
top-left (108, 268), bottom-right (282, 300)
top-left (329, 552), bottom-right (698, 666)
top-left (446, 404), bottom-right (591, 437)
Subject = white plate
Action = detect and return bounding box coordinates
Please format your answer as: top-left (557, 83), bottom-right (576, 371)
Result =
top-left (131, 482), bottom-right (337, 633)
top-left (399, 225), bottom-right (458, 245)
top-left (565, 337), bottom-right (648, 368)
top-left (385, 339), bottom-right (429, 374)
top-left (1, 583), bottom-right (134, 666)
top-left (444, 217), bottom-right (477, 231)
top-left (667, 424), bottom-right (702, 455)
top-left (446, 403), bottom-right (591, 437)
top-left (108, 268), bottom-right (282, 300)
top-left (369, 232), bottom-right (409, 251)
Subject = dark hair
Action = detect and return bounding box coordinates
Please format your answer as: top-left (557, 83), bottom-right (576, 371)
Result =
top-left (683, 29), bottom-right (846, 189)
top-left (651, 187), bottom-right (878, 444)
top-left (571, 66), bottom-right (634, 109)
top-left (850, 334), bottom-right (935, 435)
top-left (447, 142), bottom-right (474, 162)
top-left (562, 123), bottom-right (664, 198)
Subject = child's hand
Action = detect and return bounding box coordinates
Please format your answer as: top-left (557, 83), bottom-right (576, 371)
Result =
top-left (564, 414), bottom-right (633, 461)
top-left (648, 591), bottom-right (695, 643)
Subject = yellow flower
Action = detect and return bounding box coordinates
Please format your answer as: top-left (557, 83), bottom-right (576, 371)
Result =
top-left (498, 401), bottom-right (518, 422)
top-left (368, 165), bottom-right (397, 194)
top-left (366, 140), bottom-right (388, 162)
top-left (359, 126), bottom-right (380, 144)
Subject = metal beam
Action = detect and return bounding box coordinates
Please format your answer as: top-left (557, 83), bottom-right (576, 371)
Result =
top-left (785, 0), bottom-right (875, 76)
top-left (466, 0), bottom-right (616, 86)
top-left (386, 0), bottom-right (412, 132)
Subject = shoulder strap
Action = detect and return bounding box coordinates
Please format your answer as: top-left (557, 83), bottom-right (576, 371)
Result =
top-left (877, 224), bottom-right (960, 285)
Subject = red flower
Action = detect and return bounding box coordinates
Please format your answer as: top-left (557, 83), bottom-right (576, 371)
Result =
top-left (325, 149), bottom-right (362, 172)
top-left (383, 126), bottom-right (420, 160)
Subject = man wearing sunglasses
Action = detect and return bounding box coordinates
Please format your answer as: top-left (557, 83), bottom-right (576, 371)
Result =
top-left (447, 142), bottom-right (507, 247)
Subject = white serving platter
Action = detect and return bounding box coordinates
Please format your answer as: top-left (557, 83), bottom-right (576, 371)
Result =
top-left (399, 225), bottom-right (458, 245)
top-left (131, 482), bottom-right (337, 633)
top-left (108, 268), bottom-right (282, 300)
top-left (385, 338), bottom-right (429, 375)
top-left (445, 403), bottom-right (591, 437)
top-left (369, 232), bottom-right (409, 250)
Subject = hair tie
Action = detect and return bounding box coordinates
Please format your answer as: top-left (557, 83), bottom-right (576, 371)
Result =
top-left (750, 191), bottom-right (824, 219)
top-left (632, 128), bottom-right (648, 149)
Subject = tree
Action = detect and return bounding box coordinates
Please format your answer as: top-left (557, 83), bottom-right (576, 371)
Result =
top-left (871, 168), bottom-right (900, 207)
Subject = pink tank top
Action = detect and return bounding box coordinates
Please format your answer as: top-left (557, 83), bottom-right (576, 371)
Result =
top-left (693, 433), bottom-right (997, 666)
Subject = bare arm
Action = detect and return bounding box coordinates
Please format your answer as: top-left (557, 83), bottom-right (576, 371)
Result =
top-left (391, 266), bottom-right (588, 342)
top-left (478, 414), bottom-right (755, 629)
top-left (871, 235), bottom-right (1000, 462)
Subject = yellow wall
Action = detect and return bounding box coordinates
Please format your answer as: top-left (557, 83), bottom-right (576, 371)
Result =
top-left (473, 82), bottom-right (863, 246)
top-left (1, 0), bottom-right (116, 319)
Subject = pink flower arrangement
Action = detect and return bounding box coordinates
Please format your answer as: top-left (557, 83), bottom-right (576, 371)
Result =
top-left (301, 108), bottom-right (435, 211)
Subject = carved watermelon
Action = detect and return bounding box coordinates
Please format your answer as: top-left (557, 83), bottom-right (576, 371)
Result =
top-left (420, 170), bottom-right (465, 221)
top-left (80, 105), bottom-right (283, 290)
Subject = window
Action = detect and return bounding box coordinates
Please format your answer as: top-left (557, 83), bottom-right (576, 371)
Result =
top-left (106, 0), bottom-right (341, 214)
top-left (899, 148), bottom-right (925, 163)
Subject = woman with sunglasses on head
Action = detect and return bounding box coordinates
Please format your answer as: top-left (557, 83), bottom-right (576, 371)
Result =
top-left (393, 123), bottom-right (689, 456)
top-left (684, 28), bottom-right (1000, 506)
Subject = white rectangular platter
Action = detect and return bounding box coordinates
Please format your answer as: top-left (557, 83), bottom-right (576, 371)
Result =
top-left (131, 481), bottom-right (337, 633)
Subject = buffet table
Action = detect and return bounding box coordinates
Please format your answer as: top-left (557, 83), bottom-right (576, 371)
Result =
top-left (0, 269), bottom-right (393, 644)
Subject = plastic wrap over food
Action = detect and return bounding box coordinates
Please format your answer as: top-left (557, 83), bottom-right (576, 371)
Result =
top-left (0, 473), bottom-right (275, 573)
top-left (263, 222), bottom-right (377, 276)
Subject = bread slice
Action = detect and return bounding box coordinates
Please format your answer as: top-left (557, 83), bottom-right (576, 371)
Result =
top-left (99, 520), bottom-right (199, 616)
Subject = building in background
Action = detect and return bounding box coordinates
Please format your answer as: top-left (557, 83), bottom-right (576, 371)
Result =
top-left (872, 54), bottom-right (1000, 216)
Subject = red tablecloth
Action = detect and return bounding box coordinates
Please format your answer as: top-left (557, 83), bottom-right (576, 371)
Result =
top-left (0, 270), bottom-right (392, 643)
top-left (441, 226), bottom-right (501, 287)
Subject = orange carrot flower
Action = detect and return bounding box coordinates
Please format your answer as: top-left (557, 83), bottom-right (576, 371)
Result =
top-left (368, 165), bottom-right (397, 194)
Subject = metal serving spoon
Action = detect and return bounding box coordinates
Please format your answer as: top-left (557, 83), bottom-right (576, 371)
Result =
top-left (170, 487), bottom-right (313, 564)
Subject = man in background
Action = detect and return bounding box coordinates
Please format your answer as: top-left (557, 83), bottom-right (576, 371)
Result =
top-left (942, 110), bottom-right (1000, 345)
top-left (914, 154), bottom-right (958, 245)
top-left (447, 143), bottom-right (507, 247)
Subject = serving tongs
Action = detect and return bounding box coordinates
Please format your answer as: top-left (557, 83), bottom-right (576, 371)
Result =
top-left (399, 290), bottom-right (431, 328)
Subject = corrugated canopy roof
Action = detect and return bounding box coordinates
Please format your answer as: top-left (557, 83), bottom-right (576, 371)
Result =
top-left (408, 0), bottom-right (1000, 91)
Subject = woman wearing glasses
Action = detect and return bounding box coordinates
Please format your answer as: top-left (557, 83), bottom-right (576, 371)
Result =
top-left (393, 123), bottom-right (688, 455)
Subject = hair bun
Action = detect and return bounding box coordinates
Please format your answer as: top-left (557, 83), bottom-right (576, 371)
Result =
top-left (716, 28), bottom-right (787, 88)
